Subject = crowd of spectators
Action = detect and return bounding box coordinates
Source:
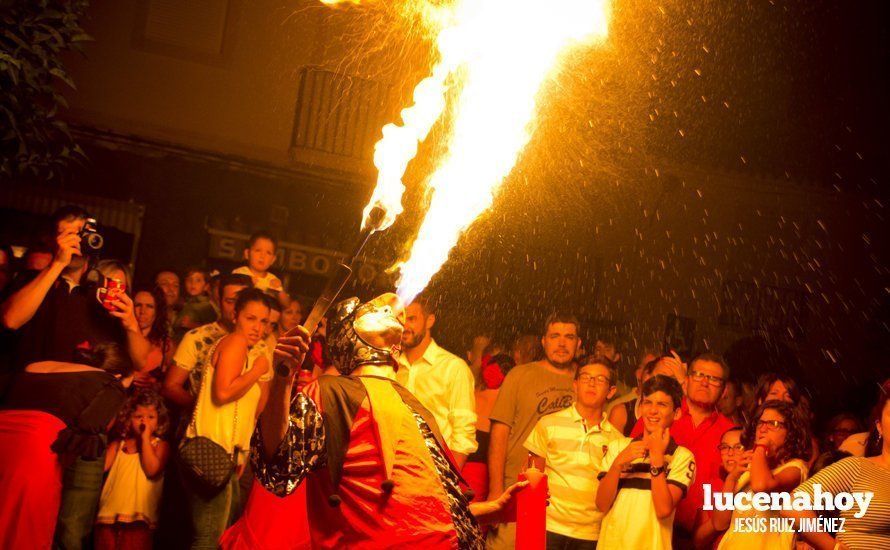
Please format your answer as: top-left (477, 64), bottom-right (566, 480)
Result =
top-left (0, 205), bottom-right (888, 550)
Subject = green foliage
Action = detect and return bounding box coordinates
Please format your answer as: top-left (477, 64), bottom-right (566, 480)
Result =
top-left (0, 0), bottom-right (91, 181)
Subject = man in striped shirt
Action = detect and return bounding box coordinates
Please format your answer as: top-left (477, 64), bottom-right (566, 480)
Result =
top-left (524, 358), bottom-right (623, 549)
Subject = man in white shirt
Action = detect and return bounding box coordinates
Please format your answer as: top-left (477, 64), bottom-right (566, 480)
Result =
top-left (396, 296), bottom-right (477, 468)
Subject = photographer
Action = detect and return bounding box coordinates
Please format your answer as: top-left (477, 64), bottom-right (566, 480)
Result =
top-left (0, 206), bottom-right (150, 549)
top-left (0, 206), bottom-right (150, 371)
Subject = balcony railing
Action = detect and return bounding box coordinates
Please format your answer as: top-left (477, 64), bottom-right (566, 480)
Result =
top-left (290, 67), bottom-right (396, 173)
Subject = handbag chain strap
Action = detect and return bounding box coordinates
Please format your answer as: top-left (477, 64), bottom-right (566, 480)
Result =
top-left (188, 338), bottom-right (240, 460)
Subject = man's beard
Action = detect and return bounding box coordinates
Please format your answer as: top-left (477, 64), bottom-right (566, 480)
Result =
top-left (547, 353), bottom-right (575, 369)
top-left (402, 328), bottom-right (426, 350)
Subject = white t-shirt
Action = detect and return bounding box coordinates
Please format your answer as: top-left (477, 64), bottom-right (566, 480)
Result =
top-left (597, 436), bottom-right (696, 550)
top-left (232, 266), bottom-right (282, 293)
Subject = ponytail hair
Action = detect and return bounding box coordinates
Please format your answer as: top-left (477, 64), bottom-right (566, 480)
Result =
top-left (71, 342), bottom-right (133, 378)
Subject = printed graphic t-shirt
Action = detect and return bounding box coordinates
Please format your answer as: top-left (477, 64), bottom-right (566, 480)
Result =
top-left (488, 361), bottom-right (575, 487)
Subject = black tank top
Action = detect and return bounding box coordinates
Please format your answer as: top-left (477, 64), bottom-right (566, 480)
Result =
top-left (1, 370), bottom-right (127, 457)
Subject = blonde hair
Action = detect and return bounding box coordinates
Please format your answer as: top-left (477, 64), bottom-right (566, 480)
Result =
top-left (95, 259), bottom-right (133, 289)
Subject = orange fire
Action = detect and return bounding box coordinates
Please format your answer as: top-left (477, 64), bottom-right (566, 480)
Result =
top-left (332, 0), bottom-right (611, 301)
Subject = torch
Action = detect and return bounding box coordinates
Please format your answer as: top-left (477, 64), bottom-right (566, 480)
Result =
top-left (515, 459), bottom-right (548, 550)
top-left (276, 204), bottom-right (387, 375)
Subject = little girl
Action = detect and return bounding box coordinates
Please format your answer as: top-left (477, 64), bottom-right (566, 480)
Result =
top-left (95, 391), bottom-right (170, 550)
top-left (712, 400), bottom-right (810, 550)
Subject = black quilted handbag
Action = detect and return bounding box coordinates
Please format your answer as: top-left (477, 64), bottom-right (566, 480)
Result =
top-left (178, 435), bottom-right (234, 495)
top-left (178, 349), bottom-right (237, 495)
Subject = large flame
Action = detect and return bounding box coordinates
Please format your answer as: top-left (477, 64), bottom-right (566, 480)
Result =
top-left (349, 0), bottom-right (611, 301)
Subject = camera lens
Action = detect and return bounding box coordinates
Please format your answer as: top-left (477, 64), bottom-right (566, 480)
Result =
top-left (86, 233), bottom-right (104, 250)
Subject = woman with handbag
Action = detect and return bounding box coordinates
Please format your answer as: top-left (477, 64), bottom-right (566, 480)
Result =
top-left (180, 288), bottom-right (272, 549)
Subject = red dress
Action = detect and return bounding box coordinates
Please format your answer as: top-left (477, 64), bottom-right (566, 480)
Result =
top-left (0, 370), bottom-right (127, 549)
top-left (0, 410), bottom-right (66, 549)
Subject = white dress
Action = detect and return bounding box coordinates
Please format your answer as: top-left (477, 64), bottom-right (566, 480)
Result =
top-left (96, 442), bottom-right (164, 527)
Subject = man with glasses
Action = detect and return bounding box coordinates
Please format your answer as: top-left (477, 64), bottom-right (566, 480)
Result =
top-left (524, 359), bottom-right (623, 549)
top-left (669, 352), bottom-right (736, 545)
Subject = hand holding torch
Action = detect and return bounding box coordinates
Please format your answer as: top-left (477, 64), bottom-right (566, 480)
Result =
top-left (275, 205), bottom-right (387, 376)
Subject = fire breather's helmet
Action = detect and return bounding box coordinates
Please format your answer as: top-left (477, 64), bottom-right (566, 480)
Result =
top-left (327, 293), bottom-right (405, 375)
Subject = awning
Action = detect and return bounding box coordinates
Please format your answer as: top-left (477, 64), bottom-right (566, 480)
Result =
top-left (0, 184), bottom-right (144, 236)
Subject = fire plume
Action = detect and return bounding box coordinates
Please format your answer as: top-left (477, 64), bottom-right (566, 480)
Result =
top-left (346, 0), bottom-right (611, 301)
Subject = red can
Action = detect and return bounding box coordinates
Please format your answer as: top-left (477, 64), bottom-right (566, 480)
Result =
top-left (96, 278), bottom-right (126, 311)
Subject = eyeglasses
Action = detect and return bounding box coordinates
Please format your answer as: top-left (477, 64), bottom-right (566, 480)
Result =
top-left (756, 419), bottom-right (787, 432)
top-left (690, 370), bottom-right (725, 386)
top-left (717, 443), bottom-right (745, 453)
top-left (577, 374), bottom-right (612, 386)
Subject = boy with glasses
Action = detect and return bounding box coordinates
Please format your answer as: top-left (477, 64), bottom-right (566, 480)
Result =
top-left (524, 359), bottom-right (623, 549)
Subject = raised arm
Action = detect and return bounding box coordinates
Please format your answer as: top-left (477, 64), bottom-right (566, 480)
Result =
top-left (596, 440), bottom-right (646, 513)
top-left (253, 387), bottom-right (326, 497)
top-left (138, 432), bottom-right (170, 479)
top-left (0, 229), bottom-right (78, 329)
top-left (748, 447), bottom-right (802, 492)
top-left (108, 291), bottom-right (151, 369)
top-left (211, 335), bottom-right (268, 405)
top-left (711, 451), bottom-right (751, 530)
top-left (646, 427), bottom-right (685, 519)
top-left (258, 331), bottom-right (310, 459)
top-left (487, 420), bottom-right (510, 497)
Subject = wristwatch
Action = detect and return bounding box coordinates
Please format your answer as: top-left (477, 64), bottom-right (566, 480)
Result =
top-left (649, 464), bottom-right (666, 477)
top-left (274, 363), bottom-right (292, 377)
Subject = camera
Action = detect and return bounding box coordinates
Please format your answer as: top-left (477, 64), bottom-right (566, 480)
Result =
top-left (79, 217), bottom-right (104, 254)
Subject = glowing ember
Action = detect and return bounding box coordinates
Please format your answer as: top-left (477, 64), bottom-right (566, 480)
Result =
top-left (337, 0), bottom-right (611, 301)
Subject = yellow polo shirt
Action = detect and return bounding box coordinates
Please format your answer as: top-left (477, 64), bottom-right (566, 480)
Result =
top-left (524, 406), bottom-right (622, 541)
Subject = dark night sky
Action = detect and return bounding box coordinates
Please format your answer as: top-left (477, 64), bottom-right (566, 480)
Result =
top-left (639, 0), bottom-right (890, 190)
